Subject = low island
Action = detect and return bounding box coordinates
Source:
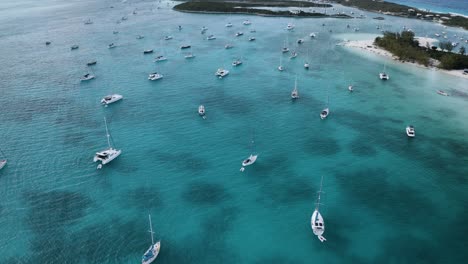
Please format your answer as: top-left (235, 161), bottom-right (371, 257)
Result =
top-left (173, 1), bottom-right (352, 18)
top-left (174, 1), bottom-right (468, 30)
top-left (334, 0), bottom-right (468, 30)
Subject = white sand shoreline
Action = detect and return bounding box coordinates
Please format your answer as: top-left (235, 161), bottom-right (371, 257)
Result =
top-left (340, 38), bottom-right (468, 79)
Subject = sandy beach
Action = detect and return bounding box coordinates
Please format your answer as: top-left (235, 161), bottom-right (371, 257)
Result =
top-left (340, 38), bottom-right (468, 79)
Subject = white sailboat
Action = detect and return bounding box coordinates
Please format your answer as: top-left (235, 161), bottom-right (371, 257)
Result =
top-left (142, 214), bottom-right (161, 264)
top-left (320, 95), bottom-right (329, 120)
top-left (215, 68), bottom-right (229, 78)
top-left (304, 48), bottom-right (310, 69)
top-left (379, 64), bottom-right (389, 80)
top-left (311, 176), bottom-right (326, 242)
top-left (101, 94), bottom-right (123, 106)
top-left (291, 77), bottom-right (299, 99)
top-left (348, 85), bottom-right (353, 92)
top-left (232, 58), bottom-right (242, 66)
top-left (278, 53), bottom-right (284, 71)
top-left (240, 136), bottom-right (258, 171)
top-left (93, 118), bottom-right (121, 169)
top-left (406, 125), bottom-right (415, 137)
top-left (0, 148), bottom-right (7, 170)
top-left (198, 105), bottom-right (206, 119)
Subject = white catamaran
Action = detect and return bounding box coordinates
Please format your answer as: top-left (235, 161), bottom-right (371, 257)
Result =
top-left (291, 77), bottom-right (299, 99)
top-left (93, 118), bottom-right (121, 169)
top-left (311, 176), bottom-right (326, 242)
top-left (142, 214), bottom-right (161, 264)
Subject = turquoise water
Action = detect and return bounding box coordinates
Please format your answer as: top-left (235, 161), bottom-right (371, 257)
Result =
top-left (0, 0), bottom-right (468, 263)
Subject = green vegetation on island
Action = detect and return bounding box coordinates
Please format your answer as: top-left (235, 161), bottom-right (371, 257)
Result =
top-left (374, 31), bottom-right (468, 70)
top-left (333, 0), bottom-right (468, 30)
top-left (173, 1), bottom-right (352, 18)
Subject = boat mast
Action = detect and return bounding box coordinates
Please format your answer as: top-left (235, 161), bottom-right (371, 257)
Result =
top-left (104, 117), bottom-right (111, 149)
top-left (294, 75), bottom-right (297, 91)
top-left (316, 175), bottom-right (324, 210)
top-left (148, 214), bottom-right (155, 245)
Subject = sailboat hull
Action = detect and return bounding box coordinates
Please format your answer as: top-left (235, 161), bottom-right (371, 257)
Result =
top-left (311, 210), bottom-right (326, 242)
top-left (142, 241), bottom-right (160, 264)
top-left (0, 160), bottom-right (6, 170)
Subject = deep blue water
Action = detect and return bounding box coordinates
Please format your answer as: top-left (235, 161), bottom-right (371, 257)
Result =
top-left (0, 0), bottom-right (467, 263)
top-left (387, 0), bottom-right (468, 15)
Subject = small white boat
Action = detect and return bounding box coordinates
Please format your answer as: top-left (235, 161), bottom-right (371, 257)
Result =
top-left (242, 154), bottom-right (258, 167)
top-left (137, 35), bottom-right (145, 39)
top-left (225, 44), bottom-right (234, 49)
top-left (226, 22), bottom-right (233, 27)
top-left (121, 16), bottom-right (128, 21)
top-left (243, 20), bottom-right (251, 25)
top-left (232, 59), bottom-right (242, 66)
top-left (278, 54), bottom-right (284, 71)
top-left (310, 33), bottom-right (316, 38)
top-left (108, 43), bottom-right (116, 49)
top-left (406, 125), bottom-right (415, 137)
top-left (80, 73), bottom-right (95, 81)
top-left (143, 49), bottom-right (154, 54)
top-left (282, 47), bottom-right (289, 53)
top-left (148, 72), bottom-right (163, 81)
top-left (198, 105), bottom-right (206, 116)
top-left (71, 45), bottom-right (79, 50)
top-left (141, 241), bottom-right (161, 264)
top-left (142, 215), bottom-right (160, 264)
top-left (437, 90), bottom-right (449, 96)
top-left (286, 23), bottom-right (294, 30)
top-left (93, 118), bottom-right (121, 167)
top-left (185, 53), bottom-right (196, 59)
top-left (320, 108), bottom-right (329, 120)
top-left (297, 39), bottom-right (304, 44)
top-left (236, 32), bottom-right (244, 37)
top-left (380, 64), bottom-right (389, 80)
top-left (311, 176), bottom-right (326, 242)
top-left (304, 62), bottom-right (309, 69)
top-left (379, 72), bottom-right (389, 80)
top-left (215, 68), bottom-right (229, 78)
top-left (101, 94), bottom-right (123, 106)
top-left (164, 35), bottom-right (173, 40)
top-left (291, 78), bottom-right (299, 99)
top-left (0, 159), bottom-right (6, 170)
top-left (348, 85), bottom-right (353, 92)
top-left (154, 55), bottom-right (167, 62)
top-left (201, 26), bottom-right (208, 34)
top-left (248, 36), bottom-right (256, 41)
top-left (207, 35), bottom-right (216, 40)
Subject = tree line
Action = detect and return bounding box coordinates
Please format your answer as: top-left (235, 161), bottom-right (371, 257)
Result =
top-left (374, 31), bottom-right (468, 70)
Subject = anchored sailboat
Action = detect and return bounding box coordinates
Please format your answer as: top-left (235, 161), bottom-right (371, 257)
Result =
top-left (311, 176), bottom-right (326, 242)
top-left (142, 214), bottom-right (161, 264)
top-left (320, 95), bottom-right (329, 120)
top-left (291, 77), bottom-right (299, 99)
top-left (93, 118), bottom-right (121, 169)
top-left (240, 135), bottom-right (258, 172)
